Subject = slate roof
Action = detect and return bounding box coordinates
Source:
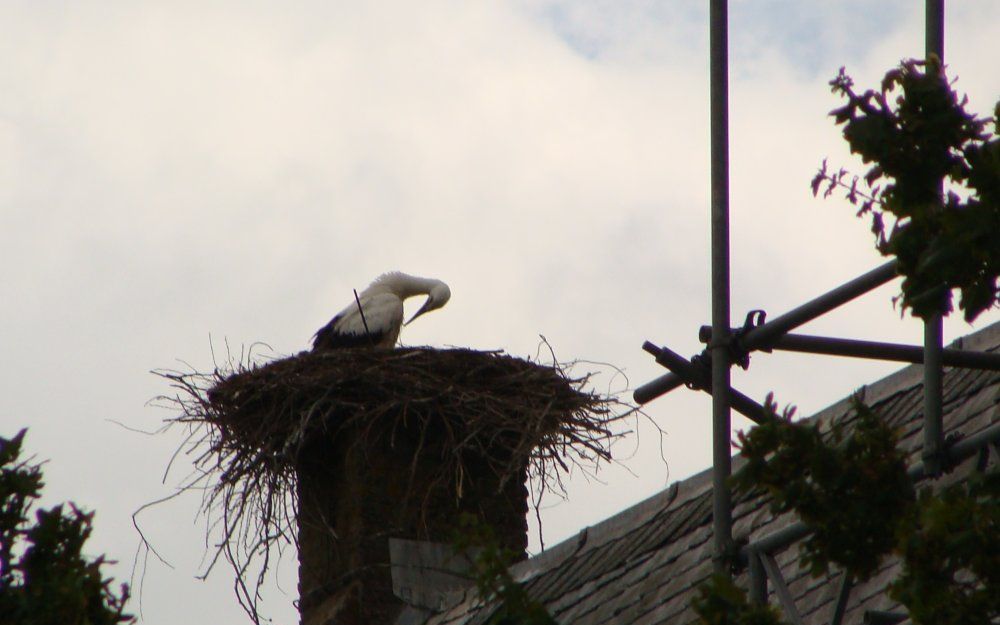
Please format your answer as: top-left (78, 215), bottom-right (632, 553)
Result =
top-left (413, 321), bottom-right (1000, 625)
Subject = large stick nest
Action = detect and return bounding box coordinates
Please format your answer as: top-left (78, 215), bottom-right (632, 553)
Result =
top-left (204, 347), bottom-right (617, 481)
top-left (153, 346), bottom-right (629, 620)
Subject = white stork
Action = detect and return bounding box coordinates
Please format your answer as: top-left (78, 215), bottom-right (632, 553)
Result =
top-left (312, 272), bottom-right (451, 350)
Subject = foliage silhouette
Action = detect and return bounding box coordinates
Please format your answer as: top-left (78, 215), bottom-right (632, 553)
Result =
top-left (812, 58), bottom-right (1000, 321)
top-left (733, 395), bottom-right (913, 580)
top-left (692, 575), bottom-right (783, 625)
top-left (0, 429), bottom-right (133, 625)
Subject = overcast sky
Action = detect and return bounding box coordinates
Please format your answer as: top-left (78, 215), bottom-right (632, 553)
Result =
top-left (2, 2), bottom-right (998, 624)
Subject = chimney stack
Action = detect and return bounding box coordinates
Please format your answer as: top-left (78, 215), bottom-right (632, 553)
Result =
top-left (296, 421), bottom-right (529, 625)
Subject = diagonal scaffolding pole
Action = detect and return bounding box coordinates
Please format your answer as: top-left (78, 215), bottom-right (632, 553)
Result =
top-left (736, 261), bottom-right (898, 352)
top-left (634, 260), bottom-right (898, 405)
top-left (641, 342), bottom-right (771, 423)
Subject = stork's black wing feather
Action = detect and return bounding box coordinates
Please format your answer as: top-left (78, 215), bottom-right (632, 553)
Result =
top-left (312, 315), bottom-right (385, 350)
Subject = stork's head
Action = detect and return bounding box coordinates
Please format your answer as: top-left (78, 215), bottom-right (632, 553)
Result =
top-left (405, 280), bottom-right (451, 325)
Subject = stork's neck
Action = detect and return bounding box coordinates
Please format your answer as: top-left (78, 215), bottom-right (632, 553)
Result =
top-left (370, 272), bottom-right (442, 298)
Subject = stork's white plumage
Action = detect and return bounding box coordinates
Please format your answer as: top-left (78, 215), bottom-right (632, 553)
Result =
top-left (312, 272), bottom-right (451, 350)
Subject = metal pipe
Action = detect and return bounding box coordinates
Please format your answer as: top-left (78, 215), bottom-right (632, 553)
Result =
top-left (922, 0), bottom-right (946, 478)
top-left (642, 343), bottom-right (771, 423)
top-left (910, 420), bottom-right (1000, 481)
top-left (864, 611), bottom-right (908, 625)
top-left (633, 371), bottom-right (684, 404)
top-left (741, 521), bottom-right (811, 559)
top-left (727, 332), bottom-right (1000, 370)
top-left (637, 262), bottom-right (897, 405)
top-left (760, 553), bottom-right (805, 625)
top-left (747, 550), bottom-right (767, 604)
top-left (710, 0), bottom-right (732, 575)
top-left (946, 421), bottom-right (1000, 464)
top-left (738, 261), bottom-right (898, 351)
top-left (926, 0), bottom-right (944, 60)
top-left (647, 342), bottom-right (705, 380)
top-left (924, 317), bottom-right (946, 474)
top-left (830, 572), bottom-right (853, 625)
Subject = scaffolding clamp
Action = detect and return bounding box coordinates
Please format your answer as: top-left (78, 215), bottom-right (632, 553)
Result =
top-left (699, 309), bottom-right (767, 370)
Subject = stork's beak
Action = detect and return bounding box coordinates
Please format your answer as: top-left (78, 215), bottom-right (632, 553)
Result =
top-left (404, 298), bottom-right (434, 325)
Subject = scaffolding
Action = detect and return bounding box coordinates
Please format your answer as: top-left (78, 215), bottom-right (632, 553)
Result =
top-left (633, 2), bottom-right (1000, 623)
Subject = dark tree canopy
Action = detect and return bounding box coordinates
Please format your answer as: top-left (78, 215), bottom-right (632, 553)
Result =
top-left (0, 429), bottom-right (133, 625)
top-left (813, 58), bottom-right (1000, 321)
top-left (733, 396), bottom-right (914, 580)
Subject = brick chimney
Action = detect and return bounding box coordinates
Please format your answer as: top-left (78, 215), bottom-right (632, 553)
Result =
top-left (296, 420), bottom-right (529, 625)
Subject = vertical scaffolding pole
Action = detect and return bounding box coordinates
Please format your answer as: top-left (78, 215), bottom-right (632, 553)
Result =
top-left (922, 0), bottom-right (945, 476)
top-left (709, 0), bottom-right (732, 575)
top-left (923, 317), bottom-right (943, 474)
top-left (926, 0), bottom-right (944, 62)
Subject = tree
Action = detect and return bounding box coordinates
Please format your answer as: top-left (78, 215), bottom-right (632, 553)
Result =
top-left (694, 398), bottom-right (999, 625)
top-left (812, 58), bottom-right (1000, 321)
top-left (719, 399), bottom-right (998, 625)
top-left (733, 397), bottom-right (914, 581)
top-left (695, 60), bottom-right (1000, 625)
top-left (0, 429), bottom-right (133, 625)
